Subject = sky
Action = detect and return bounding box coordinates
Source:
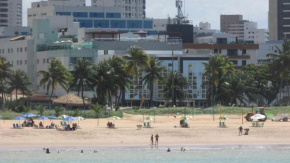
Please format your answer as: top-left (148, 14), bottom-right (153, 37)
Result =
top-left (23, 0), bottom-right (269, 30)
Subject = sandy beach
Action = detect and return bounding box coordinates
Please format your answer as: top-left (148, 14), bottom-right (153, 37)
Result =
top-left (0, 113), bottom-right (290, 148)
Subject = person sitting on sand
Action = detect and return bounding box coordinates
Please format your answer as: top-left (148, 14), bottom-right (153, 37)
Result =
top-left (39, 122), bottom-right (44, 129)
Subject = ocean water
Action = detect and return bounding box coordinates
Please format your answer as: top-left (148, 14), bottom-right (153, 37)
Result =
top-left (1, 146), bottom-right (290, 163)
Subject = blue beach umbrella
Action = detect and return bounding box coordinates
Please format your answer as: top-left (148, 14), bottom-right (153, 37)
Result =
top-left (13, 116), bottom-right (26, 124)
top-left (0, 116), bottom-right (2, 119)
top-left (62, 117), bottom-right (77, 123)
top-left (48, 115), bottom-right (58, 119)
top-left (22, 113), bottom-right (37, 118)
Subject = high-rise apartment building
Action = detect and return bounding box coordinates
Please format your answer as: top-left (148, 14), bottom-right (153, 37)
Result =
top-left (220, 15), bottom-right (243, 33)
top-left (0, 0), bottom-right (22, 27)
top-left (91, 0), bottom-right (146, 18)
top-left (269, 0), bottom-right (290, 40)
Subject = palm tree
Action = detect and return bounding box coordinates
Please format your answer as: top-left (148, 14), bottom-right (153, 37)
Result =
top-left (0, 57), bottom-right (12, 105)
top-left (267, 39), bottom-right (290, 102)
top-left (202, 54), bottom-right (234, 105)
top-left (38, 59), bottom-right (72, 99)
top-left (91, 104), bottom-right (102, 126)
top-left (69, 58), bottom-right (94, 109)
top-left (107, 56), bottom-right (130, 110)
top-left (8, 70), bottom-right (32, 103)
top-left (142, 57), bottom-right (164, 107)
top-left (90, 60), bottom-right (116, 106)
top-left (124, 46), bottom-right (149, 108)
top-left (219, 71), bottom-right (258, 105)
top-left (162, 71), bottom-right (187, 106)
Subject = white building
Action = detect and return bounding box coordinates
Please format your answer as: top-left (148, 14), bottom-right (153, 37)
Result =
top-left (0, 0), bottom-right (22, 27)
top-left (91, 0), bottom-right (146, 19)
top-left (199, 22), bottom-right (211, 30)
top-left (228, 21), bottom-right (268, 43)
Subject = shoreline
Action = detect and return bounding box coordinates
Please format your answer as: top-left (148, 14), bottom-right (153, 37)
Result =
top-left (1, 143), bottom-right (290, 151)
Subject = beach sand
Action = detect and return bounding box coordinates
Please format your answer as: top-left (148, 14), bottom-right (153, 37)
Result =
top-left (0, 113), bottom-right (290, 148)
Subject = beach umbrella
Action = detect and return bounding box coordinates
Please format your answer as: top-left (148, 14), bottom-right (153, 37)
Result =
top-left (37, 116), bottom-right (49, 124)
top-left (75, 116), bottom-right (85, 126)
top-left (250, 114), bottom-right (266, 121)
top-left (145, 116), bottom-right (155, 121)
top-left (22, 113), bottom-right (37, 118)
top-left (13, 116), bottom-right (26, 125)
top-left (48, 115), bottom-right (58, 119)
top-left (109, 116), bottom-right (121, 125)
top-left (62, 116), bottom-right (77, 123)
top-left (59, 115), bottom-right (68, 119)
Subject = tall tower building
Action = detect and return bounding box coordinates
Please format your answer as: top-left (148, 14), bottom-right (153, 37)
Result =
top-left (220, 15), bottom-right (243, 33)
top-left (91, 0), bottom-right (146, 18)
top-left (0, 0), bottom-right (22, 27)
top-left (269, 0), bottom-right (289, 40)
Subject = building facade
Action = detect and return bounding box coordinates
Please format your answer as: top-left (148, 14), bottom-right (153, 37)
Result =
top-left (0, 0), bottom-right (22, 27)
top-left (91, 0), bottom-right (146, 19)
top-left (220, 15), bottom-right (243, 33)
top-left (269, 0), bottom-right (290, 40)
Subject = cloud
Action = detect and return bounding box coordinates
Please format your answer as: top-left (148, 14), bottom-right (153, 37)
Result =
top-left (22, 0), bottom-right (268, 29)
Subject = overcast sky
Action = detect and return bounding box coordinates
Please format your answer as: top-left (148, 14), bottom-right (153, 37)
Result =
top-left (23, 0), bottom-right (269, 30)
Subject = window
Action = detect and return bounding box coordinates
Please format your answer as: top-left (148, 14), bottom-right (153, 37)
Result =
top-left (17, 48), bottom-right (19, 52)
top-left (47, 59), bottom-right (49, 63)
top-left (25, 60), bottom-right (27, 65)
top-left (143, 20), bottom-right (153, 29)
top-left (242, 60), bottom-right (247, 66)
top-left (73, 12), bottom-right (88, 17)
top-left (56, 12), bottom-right (71, 16)
top-left (37, 59), bottom-right (39, 64)
top-left (230, 60), bottom-right (238, 65)
top-left (106, 13), bottom-right (121, 18)
top-left (43, 58), bottom-right (46, 63)
top-left (17, 60), bottom-right (19, 65)
top-left (104, 50), bottom-right (108, 55)
top-left (89, 12), bottom-right (104, 18)
top-left (110, 20), bottom-right (126, 28)
top-left (94, 20), bottom-right (109, 28)
top-left (127, 20), bottom-right (142, 28)
top-left (217, 38), bottom-right (227, 44)
top-left (214, 49), bottom-right (218, 54)
top-left (8, 49), bottom-right (10, 53)
top-left (25, 47), bottom-right (27, 52)
top-left (20, 60), bottom-right (22, 65)
top-left (77, 19), bottom-right (93, 28)
top-left (227, 49), bottom-right (238, 56)
top-left (242, 49), bottom-right (247, 55)
top-left (20, 48), bottom-right (22, 52)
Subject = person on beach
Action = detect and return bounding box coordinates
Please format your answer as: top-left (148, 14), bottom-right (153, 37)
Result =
top-left (46, 148), bottom-right (50, 154)
top-left (81, 150), bottom-right (84, 153)
top-left (155, 134), bottom-right (159, 145)
top-left (239, 126), bottom-right (243, 136)
top-left (167, 148), bottom-right (171, 152)
top-left (151, 135), bottom-right (154, 145)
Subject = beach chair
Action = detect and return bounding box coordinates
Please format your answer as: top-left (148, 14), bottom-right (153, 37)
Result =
top-left (137, 124), bottom-right (142, 130)
top-left (143, 122), bottom-right (146, 128)
top-left (13, 124), bottom-right (16, 129)
top-left (147, 122), bottom-right (151, 128)
top-left (16, 124), bottom-right (22, 129)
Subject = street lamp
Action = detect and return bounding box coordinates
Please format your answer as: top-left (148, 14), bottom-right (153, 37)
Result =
top-left (167, 41), bottom-right (179, 107)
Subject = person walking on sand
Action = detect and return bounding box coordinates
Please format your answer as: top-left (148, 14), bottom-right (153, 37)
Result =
top-left (155, 134), bottom-right (159, 145)
top-left (239, 126), bottom-right (243, 136)
top-left (151, 135), bottom-right (154, 145)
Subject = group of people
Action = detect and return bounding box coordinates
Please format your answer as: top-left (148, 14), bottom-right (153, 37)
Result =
top-left (34, 122), bottom-right (55, 129)
top-left (150, 134), bottom-right (159, 146)
top-left (22, 118), bottom-right (34, 127)
top-left (107, 122), bottom-right (115, 128)
top-left (55, 123), bottom-right (77, 131)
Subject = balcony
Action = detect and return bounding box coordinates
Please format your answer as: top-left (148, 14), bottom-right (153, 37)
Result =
top-left (227, 54), bottom-right (250, 59)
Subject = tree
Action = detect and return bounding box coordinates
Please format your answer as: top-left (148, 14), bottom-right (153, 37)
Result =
top-left (54, 106), bottom-right (64, 117)
top-left (8, 70), bottom-right (32, 103)
top-left (90, 60), bottom-right (116, 106)
top-left (218, 71), bottom-right (258, 105)
top-left (142, 57), bottom-right (164, 107)
top-left (202, 54), bottom-right (234, 105)
top-left (267, 39), bottom-right (290, 103)
top-left (0, 57), bottom-right (12, 105)
top-left (35, 105), bottom-right (47, 116)
top-left (162, 71), bottom-right (187, 106)
top-left (124, 46), bottom-right (149, 108)
top-left (38, 59), bottom-right (72, 99)
top-left (91, 104), bottom-right (102, 126)
top-left (107, 56), bottom-right (130, 110)
top-left (23, 106), bottom-right (31, 113)
top-left (69, 58), bottom-right (94, 110)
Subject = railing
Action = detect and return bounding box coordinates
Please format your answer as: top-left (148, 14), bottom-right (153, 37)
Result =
top-left (90, 37), bottom-right (182, 43)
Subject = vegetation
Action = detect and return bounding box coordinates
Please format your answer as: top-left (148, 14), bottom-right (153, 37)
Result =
top-left (8, 70), bottom-right (32, 102)
top-left (38, 59), bottom-right (72, 99)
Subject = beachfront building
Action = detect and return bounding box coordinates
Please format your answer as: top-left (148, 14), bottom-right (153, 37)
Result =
top-left (91, 0), bottom-right (146, 19)
top-left (0, 0), bottom-right (22, 27)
